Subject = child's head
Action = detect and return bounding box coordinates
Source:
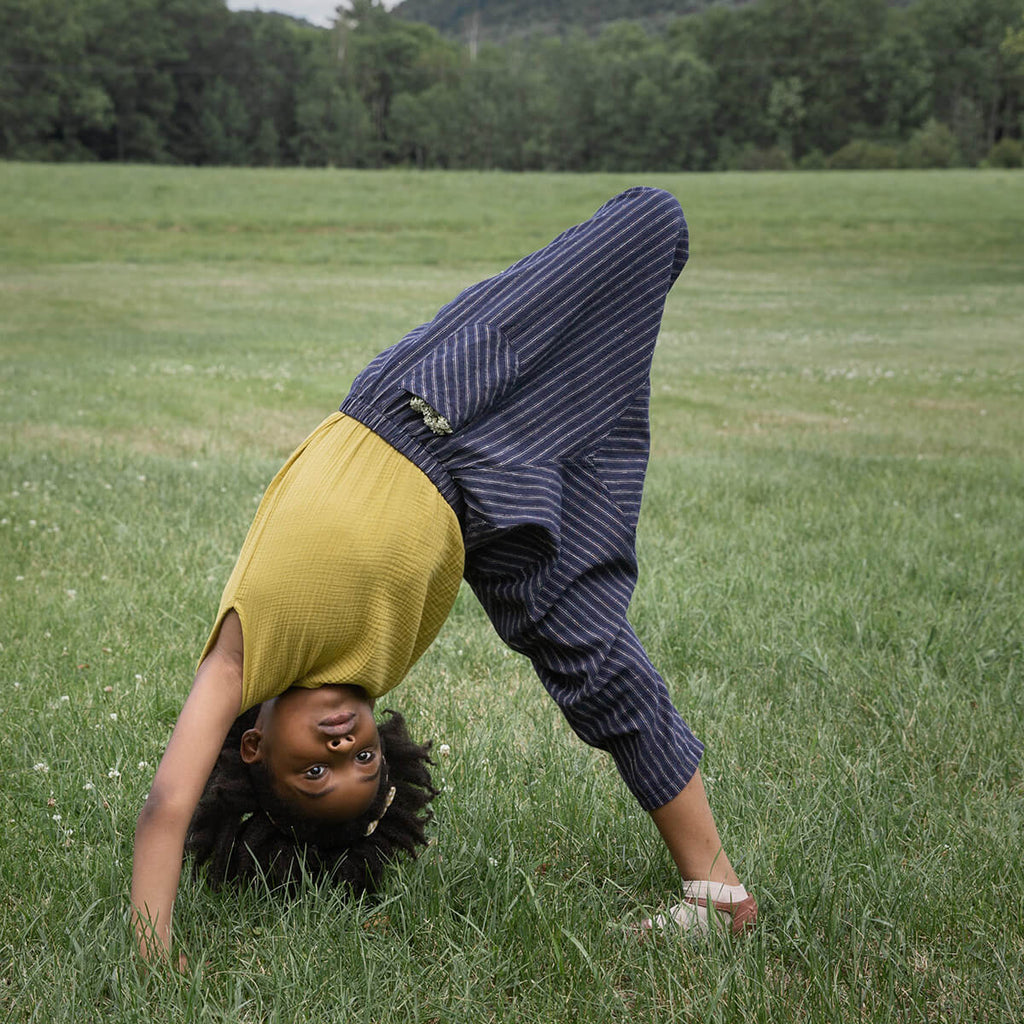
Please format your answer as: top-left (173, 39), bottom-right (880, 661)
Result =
top-left (186, 686), bottom-right (437, 895)
top-left (240, 684), bottom-right (385, 823)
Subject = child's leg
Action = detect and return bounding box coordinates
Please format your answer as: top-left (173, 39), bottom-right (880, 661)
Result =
top-left (650, 769), bottom-right (739, 884)
top-left (343, 187), bottom-right (689, 472)
top-left (645, 769), bottom-right (757, 935)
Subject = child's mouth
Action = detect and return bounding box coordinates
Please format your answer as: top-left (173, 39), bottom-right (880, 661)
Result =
top-left (318, 711), bottom-right (356, 735)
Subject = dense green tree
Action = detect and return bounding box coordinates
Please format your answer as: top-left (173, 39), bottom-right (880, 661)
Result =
top-left (861, 12), bottom-right (934, 141)
top-left (0, 0), bottom-right (115, 159)
top-left (82, 0), bottom-right (187, 161)
top-left (245, 12), bottom-right (323, 163)
top-left (1002, 16), bottom-right (1024, 137)
top-left (335, 0), bottom-right (460, 161)
top-left (913, 0), bottom-right (1024, 157)
top-left (692, 3), bottom-right (775, 159)
top-left (293, 39), bottom-right (373, 167)
top-left (531, 32), bottom-right (602, 170)
top-left (767, 76), bottom-right (806, 158)
top-left (156, 0), bottom-right (235, 163)
top-left (388, 45), bottom-right (537, 170)
top-left (457, 45), bottom-right (545, 169)
top-left (903, 115), bottom-right (961, 166)
top-left (197, 80), bottom-right (248, 164)
top-left (758, 0), bottom-right (889, 157)
top-left (585, 23), bottom-right (714, 170)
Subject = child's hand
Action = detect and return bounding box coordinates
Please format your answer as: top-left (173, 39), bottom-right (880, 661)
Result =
top-left (133, 931), bottom-right (188, 977)
top-left (129, 612), bottom-right (243, 983)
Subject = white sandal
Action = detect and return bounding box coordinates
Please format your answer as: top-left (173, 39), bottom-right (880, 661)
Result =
top-left (640, 881), bottom-right (758, 937)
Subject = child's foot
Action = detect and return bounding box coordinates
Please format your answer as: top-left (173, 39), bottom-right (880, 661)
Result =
top-left (640, 881), bottom-right (758, 937)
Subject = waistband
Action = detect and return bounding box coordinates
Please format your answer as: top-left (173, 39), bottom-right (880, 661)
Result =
top-left (340, 395), bottom-right (467, 528)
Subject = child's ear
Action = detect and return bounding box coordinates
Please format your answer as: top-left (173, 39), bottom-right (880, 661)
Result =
top-left (240, 728), bottom-right (264, 764)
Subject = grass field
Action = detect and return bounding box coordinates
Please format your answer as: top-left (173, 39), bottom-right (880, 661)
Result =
top-left (1, 163), bottom-right (1022, 1023)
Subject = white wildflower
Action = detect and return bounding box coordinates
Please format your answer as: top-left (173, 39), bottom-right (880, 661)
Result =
top-left (83, 782), bottom-right (95, 791)
top-left (438, 743), bottom-right (451, 758)
top-left (33, 762), bottom-right (49, 773)
top-left (108, 768), bottom-right (121, 780)
top-left (109, 713), bottom-right (118, 721)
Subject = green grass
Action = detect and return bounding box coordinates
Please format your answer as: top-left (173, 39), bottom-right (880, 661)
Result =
top-left (1, 163), bottom-right (1023, 1023)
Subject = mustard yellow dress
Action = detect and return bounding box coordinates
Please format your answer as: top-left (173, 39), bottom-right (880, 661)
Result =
top-left (201, 412), bottom-right (465, 713)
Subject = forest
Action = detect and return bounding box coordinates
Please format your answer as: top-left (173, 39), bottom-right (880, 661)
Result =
top-left (2, 0), bottom-right (1023, 170)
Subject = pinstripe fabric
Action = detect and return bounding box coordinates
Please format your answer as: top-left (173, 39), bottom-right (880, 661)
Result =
top-left (342, 187), bottom-right (702, 810)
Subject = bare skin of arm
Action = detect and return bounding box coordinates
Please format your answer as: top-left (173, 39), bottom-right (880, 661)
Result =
top-left (130, 611), bottom-right (244, 963)
top-left (649, 768), bottom-right (741, 885)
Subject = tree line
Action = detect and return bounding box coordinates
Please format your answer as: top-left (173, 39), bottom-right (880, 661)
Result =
top-left (392, 0), bottom-right (757, 42)
top-left (2, 0), bottom-right (1023, 170)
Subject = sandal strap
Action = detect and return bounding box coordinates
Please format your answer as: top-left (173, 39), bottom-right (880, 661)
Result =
top-left (684, 893), bottom-right (758, 935)
top-left (639, 892), bottom-right (759, 935)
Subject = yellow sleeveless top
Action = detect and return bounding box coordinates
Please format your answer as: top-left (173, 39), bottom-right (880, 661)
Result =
top-left (200, 413), bottom-right (464, 713)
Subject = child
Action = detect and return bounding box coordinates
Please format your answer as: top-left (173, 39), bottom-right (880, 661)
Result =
top-left (130, 187), bottom-right (756, 962)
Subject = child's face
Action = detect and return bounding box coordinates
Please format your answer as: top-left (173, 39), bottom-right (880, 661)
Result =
top-left (240, 684), bottom-right (382, 822)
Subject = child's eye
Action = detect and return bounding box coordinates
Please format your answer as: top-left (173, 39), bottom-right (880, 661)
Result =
top-left (355, 750), bottom-right (376, 765)
top-left (304, 765), bottom-right (327, 780)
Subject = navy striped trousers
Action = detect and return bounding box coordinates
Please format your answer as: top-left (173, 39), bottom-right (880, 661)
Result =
top-left (342, 186), bottom-right (703, 810)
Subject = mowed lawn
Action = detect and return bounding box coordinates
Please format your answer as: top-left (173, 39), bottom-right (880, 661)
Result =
top-left (1, 164), bottom-right (1022, 1023)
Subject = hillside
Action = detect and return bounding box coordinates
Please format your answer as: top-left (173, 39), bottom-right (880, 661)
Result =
top-left (390, 0), bottom-right (757, 42)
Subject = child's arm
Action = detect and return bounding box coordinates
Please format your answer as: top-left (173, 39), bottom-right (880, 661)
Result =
top-left (130, 624), bottom-right (243, 963)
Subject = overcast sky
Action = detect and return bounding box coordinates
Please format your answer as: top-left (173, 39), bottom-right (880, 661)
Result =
top-left (225, 1), bottom-right (400, 27)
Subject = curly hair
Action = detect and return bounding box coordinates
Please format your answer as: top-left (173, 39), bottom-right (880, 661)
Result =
top-left (185, 707), bottom-right (438, 896)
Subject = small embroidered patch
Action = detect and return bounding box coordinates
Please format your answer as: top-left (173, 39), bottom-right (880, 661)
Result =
top-left (409, 396), bottom-right (453, 435)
